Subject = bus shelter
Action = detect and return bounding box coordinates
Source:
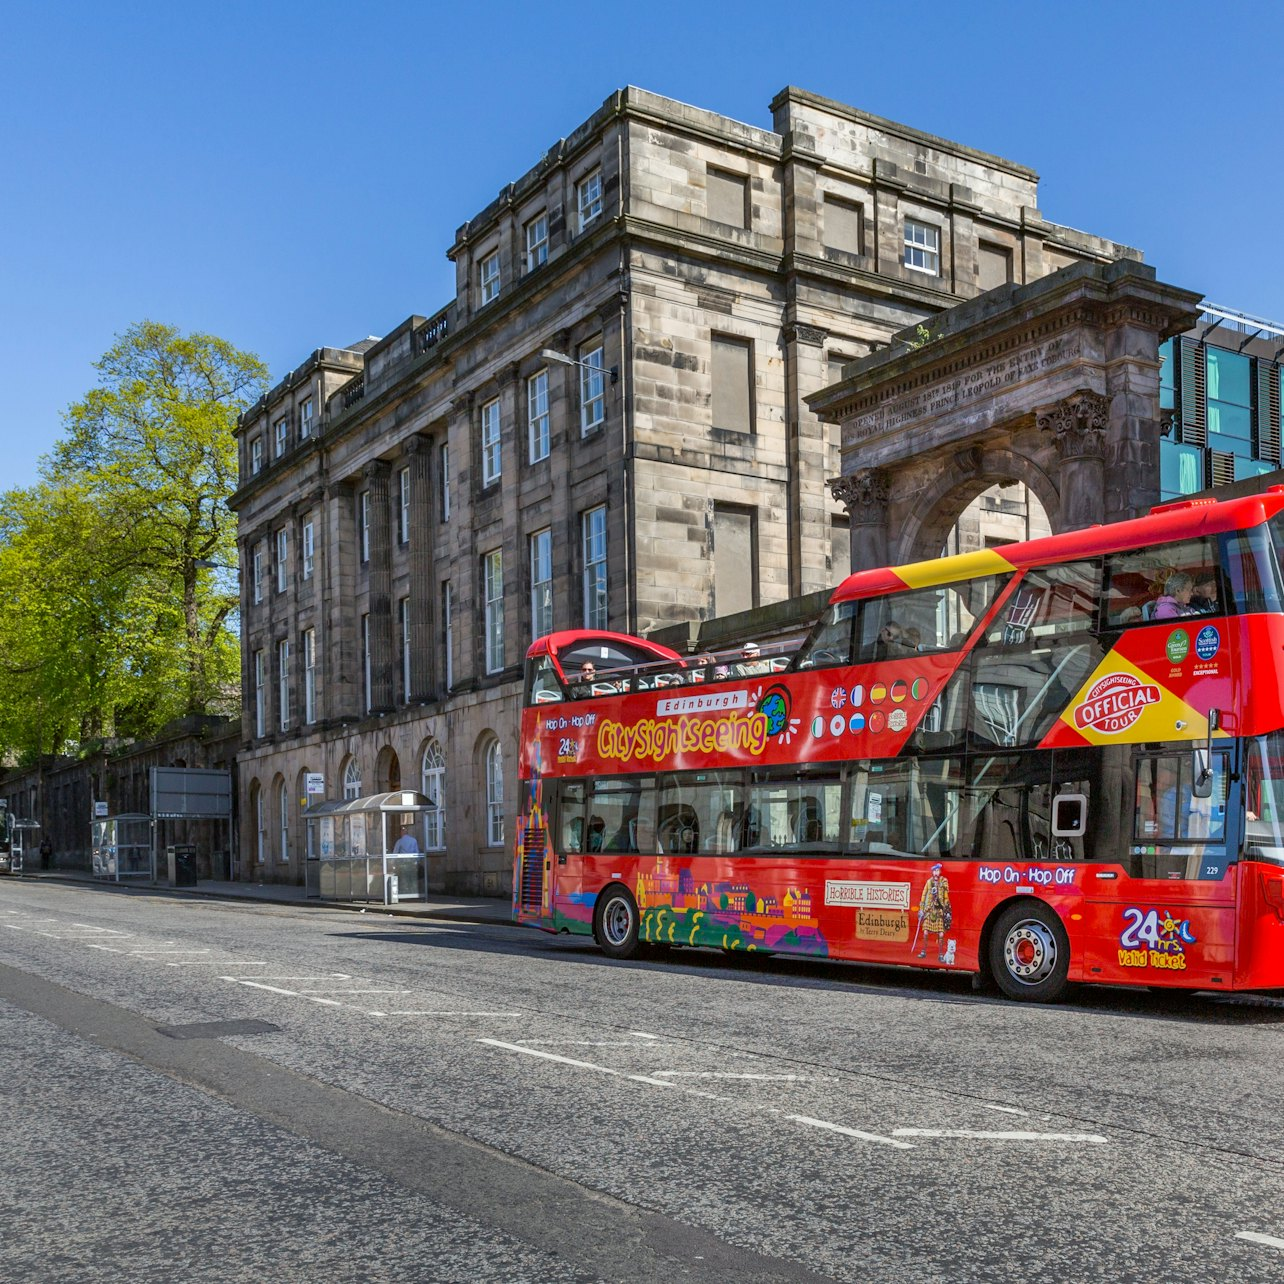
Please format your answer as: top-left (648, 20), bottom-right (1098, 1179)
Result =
top-left (304, 791), bottom-right (432, 904)
top-left (92, 814), bottom-right (153, 881)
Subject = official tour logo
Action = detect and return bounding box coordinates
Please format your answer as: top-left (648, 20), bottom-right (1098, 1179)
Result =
top-left (1073, 672), bottom-right (1160, 735)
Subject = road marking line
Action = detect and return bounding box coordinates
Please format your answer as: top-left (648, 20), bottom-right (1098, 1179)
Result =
top-left (629, 1031), bottom-right (661, 1039)
top-left (519, 1039), bottom-right (664, 1048)
top-left (654, 1072), bottom-right (808, 1081)
top-left (227, 981), bottom-right (302, 996)
top-left (224, 974), bottom-right (352, 981)
top-left (892, 1129), bottom-right (1108, 1143)
top-left (292, 989), bottom-right (413, 996)
top-left (368, 1010), bottom-right (523, 1017)
top-left (1236, 1231), bottom-right (1284, 1250)
top-left (786, 1115), bottom-right (914, 1150)
top-left (166, 961), bottom-right (269, 967)
top-left (83, 944), bottom-right (130, 952)
top-left (980, 1104), bottom-right (1029, 1116)
top-left (128, 950), bottom-right (212, 956)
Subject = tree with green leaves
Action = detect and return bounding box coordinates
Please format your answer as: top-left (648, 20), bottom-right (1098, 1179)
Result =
top-left (0, 322), bottom-right (267, 761)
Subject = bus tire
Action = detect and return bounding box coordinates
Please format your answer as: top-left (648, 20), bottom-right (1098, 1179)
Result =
top-left (594, 886), bottom-right (640, 960)
top-left (989, 902), bottom-right (1070, 1003)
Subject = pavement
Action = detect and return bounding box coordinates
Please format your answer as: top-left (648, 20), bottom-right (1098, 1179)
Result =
top-left (2, 865), bottom-right (516, 927)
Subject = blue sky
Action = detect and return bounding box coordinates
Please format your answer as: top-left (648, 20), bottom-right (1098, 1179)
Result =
top-left (3, 0), bottom-right (1282, 491)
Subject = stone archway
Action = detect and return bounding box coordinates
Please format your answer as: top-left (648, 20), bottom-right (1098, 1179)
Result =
top-left (810, 261), bottom-right (1201, 574)
top-left (375, 746), bottom-right (401, 794)
top-left (889, 445), bottom-right (1061, 568)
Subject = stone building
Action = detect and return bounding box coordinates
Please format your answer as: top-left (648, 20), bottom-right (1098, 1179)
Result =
top-left (229, 85), bottom-right (1134, 893)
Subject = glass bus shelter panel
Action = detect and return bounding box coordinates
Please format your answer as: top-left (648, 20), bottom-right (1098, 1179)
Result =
top-left (91, 814), bottom-right (153, 881)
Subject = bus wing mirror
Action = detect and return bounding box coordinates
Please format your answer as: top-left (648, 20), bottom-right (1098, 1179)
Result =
top-left (1194, 710), bottom-right (1221, 797)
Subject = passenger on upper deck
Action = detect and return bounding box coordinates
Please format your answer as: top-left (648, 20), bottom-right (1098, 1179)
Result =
top-left (573, 661), bottom-right (620, 698)
top-left (1154, 572), bottom-right (1195, 619)
top-left (733, 641), bottom-right (772, 677)
top-left (1190, 572), bottom-right (1219, 615)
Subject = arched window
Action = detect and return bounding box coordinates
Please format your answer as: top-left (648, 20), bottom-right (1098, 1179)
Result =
top-left (484, 738), bottom-right (504, 847)
top-left (421, 740), bottom-right (446, 850)
top-left (343, 758), bottom-right (362, 800)
top-left (276, 779), bottom-right (289, 864)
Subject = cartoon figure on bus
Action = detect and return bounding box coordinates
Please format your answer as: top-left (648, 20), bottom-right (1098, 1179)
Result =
top-left (914, 863), bottom-right (953, 962)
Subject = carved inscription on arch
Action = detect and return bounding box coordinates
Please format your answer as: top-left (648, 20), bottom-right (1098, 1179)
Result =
top-left (848, 333), bottom-right (1082, 445)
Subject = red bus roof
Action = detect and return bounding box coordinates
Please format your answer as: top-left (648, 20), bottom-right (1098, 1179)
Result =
top-left (525, 629), bottom-right (686, 665)
top-left (831, 488), bottom-right (1284, 603)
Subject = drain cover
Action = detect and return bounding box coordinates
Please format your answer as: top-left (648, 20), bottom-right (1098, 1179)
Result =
top-left (156, 1019), bottom-right (281, 1040)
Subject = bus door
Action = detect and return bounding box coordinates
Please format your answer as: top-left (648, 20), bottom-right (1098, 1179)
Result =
top-left (1081, 743), bottom-right (1237, 986)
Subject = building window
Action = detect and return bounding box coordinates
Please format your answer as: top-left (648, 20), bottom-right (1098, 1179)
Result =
top-left (977, 241), bottom-right (1013, 292)
top-left (299, 397), bottom-right (314, 439)
top-left (1207, 347), bottom-right (1253, 461)
top-left (440, 443), bottom-right (451, 520)
top-left (275, 527), bottom-right (289, 593)
top-left (530, 527), bottom-right (553, 639)
top-left (254, 650), bottom-right (266, 738)
top-left (525, 213), bottom-right (548, 272)
top-left (252, 541), bottom-right (265, 604)
top-left (277, 639), bottom-right (291, 730)
top-left (302, 627), bottom-right (316, 725)
top-left (712, 504), bottom-right (758, 617)
top-left (442, 581), bottom-right (453, 690)
top-left (399, 596), bottom-right (411, 702)
top-left (706, 167), bottom-right (748, 229)
top-left (276, 779), bottom-right (289, 864)
top-left (582, 505), bottom-right (608, 629)
top-left (479, 250), bottom-right (501, 305)
top-left (398, 467), bottom-right (410, 545)
top-left (823, 195), bottom-right (864, 256)
top-left (484, 549), bottom-right (504, 674)
top-left (481, 398), bottom-right (501, 486)
top-left (302, 517), bottom-right (314, 580)
top-left (273, 417), bottom-right (288, 458)
top-left (528, 369), bottom-right (549, 463)
top-left (711, 335), bottom-right (753, 433)
top-left (578, 170), bottom-right (602, 230)
top-left (343, 758), bottom-right (362, 801)
top-left (580, 343), bottom-right (605, 434)
top-left (359, 491), bottom-right (370, 563)
top-left (421, 740), bottom-right (446, 850)
top-left (250, 437), bottom-right (263, 475)
top-left (361, 614), bottom-right (371, 712)
top-left (904, 219), bottom-right (940, 275)
top-left (484, 738), bottom-right (504, 847)
top-left (253, 782), bottom-right (265, 863)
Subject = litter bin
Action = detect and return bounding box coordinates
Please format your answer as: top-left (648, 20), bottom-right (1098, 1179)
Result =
top-left (167, 844), bottom-right (198, 887)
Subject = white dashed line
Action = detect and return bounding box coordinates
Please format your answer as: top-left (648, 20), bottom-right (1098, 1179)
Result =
top-left (980, 1104), bottom-right (1029, 1116)
top-left (786, 1115), bottom-right (913, 1149)
top-left (368, 1010), bottom-right (523, 1018)
top-left (1236, 1231), bottom-right (1284, 1251)
top-left (892, 1129), bottom-right (1108, 1143)
top-left (654, 1072), bottom-right (810, 1081)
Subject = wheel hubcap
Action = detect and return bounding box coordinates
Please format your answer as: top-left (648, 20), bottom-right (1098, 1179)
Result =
top-left (1003, 920), bottom-right (1058, 986)
top-left (603, 898), bottom-right (633, 946)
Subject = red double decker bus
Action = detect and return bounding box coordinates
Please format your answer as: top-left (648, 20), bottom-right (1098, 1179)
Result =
top-left (514, 490), bottom-right (1284, 1001)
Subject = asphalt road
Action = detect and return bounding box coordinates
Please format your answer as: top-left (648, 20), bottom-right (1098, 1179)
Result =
top-left (2, 880), bottom-right (1283, 1283)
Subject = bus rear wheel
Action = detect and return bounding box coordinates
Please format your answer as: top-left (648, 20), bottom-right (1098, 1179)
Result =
top-left (989, 903), bottom-right (1070, 1003)
top-left (594, 886), bottom-right (640, 960)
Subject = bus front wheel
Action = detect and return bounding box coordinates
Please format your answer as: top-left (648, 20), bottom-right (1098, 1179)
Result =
top-left (594, 886), bottom-right (640, 960)
top-left (989, 902), bottom-right (1070, 1003)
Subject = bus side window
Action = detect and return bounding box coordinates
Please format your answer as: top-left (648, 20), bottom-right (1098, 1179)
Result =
top-left (557, 782), bottom-right (587, 859)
